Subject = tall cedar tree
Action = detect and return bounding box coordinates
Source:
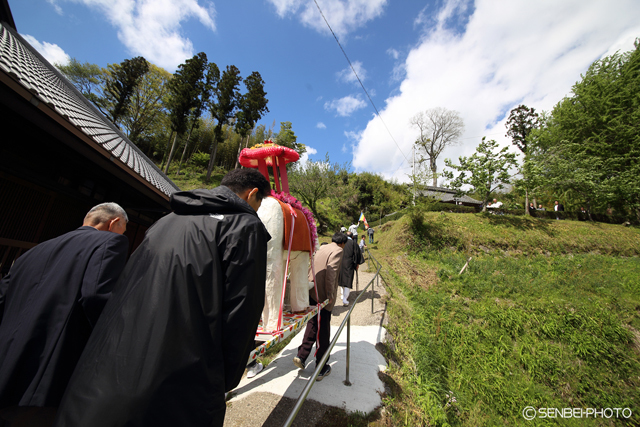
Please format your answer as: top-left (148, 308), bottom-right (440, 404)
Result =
top-left (206, 65), bottom-right (242, 182)
top-left (177, 62), bottom-right (220, 173)
top-left (234, 71), bottom-right (269, 169)
top-left (102, 56), bottom-right (150, 128)
top-left (163, 53), bottom-right (214, 173)
top-left (505, 104), bottom-right (540, 214)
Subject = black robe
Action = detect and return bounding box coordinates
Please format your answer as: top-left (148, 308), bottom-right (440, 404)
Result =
top-left (339, 238), bottom-right (359, 289)
top-left (53, 186), bottom-right (269, 427)
top-left (0, 226), bottom-right (129, 408)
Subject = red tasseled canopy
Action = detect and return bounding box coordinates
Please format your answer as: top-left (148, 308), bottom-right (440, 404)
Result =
top-left (239, 141), bottom-right (300, 193)
top-left (239, 143), bottom-right (299, 168)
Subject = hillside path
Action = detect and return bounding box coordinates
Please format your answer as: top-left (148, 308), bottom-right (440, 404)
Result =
top-left (223, 261), bottom-right (389, 427)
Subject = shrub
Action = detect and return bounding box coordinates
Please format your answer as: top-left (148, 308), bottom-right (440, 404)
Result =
top-left (190, 151), bottom-right (210, 170)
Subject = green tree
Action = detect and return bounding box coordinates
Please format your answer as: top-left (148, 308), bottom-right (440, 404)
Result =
top-left (505, 104), bottom-right (540, 214)
top-left (163, 53), bottom-right (216, 173)
top-left (274, 121), bottom-right (306, 157)
top-left (443, 137), bottom-right (518, 212)
top-left (532, 40), bottom-right (640, 220)
top-left (176, 62), bottom-right (220, 173)
top-left (288, 154), bottom-right (349, 229)
top-left (234, 71), bottom-right (269, 168)
top-left (410, 107), bottom-right (464, 186)
top-left (505, 105), bottom-right (539, 155)
top-left (120, 64), bottom-right (172, 151)
top-left (56, 58), bottom-right (103, 106)
top-left (206, 65), bottom-right (242, 182)
top-left (100, 56), bottom-right (150, 128)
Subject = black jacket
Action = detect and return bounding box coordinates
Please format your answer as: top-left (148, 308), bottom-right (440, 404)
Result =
top-left (0, 226), bottom-right (128, 407)
top-left (54, 186), bottom-right (270, 427)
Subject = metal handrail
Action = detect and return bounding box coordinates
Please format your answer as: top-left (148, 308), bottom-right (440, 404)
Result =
top-left (282, 248), bottom-right (383, 427)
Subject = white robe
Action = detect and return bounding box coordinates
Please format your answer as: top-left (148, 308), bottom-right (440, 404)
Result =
top-left (257, 197), bottom-right (310, 332)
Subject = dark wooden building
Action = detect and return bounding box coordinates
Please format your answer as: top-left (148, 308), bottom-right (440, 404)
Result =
top-left (0, 2), bottom-right (180, 276)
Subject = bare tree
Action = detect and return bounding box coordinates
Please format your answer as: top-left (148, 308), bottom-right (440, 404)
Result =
top-left (411, 107), bottom-right (464, 186)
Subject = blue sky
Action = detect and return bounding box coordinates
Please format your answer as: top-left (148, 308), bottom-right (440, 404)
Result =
top-left (10, 0), bottom-right (640, 183)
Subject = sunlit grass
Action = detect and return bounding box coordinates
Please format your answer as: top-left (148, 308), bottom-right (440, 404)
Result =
top-left (374, 214), bottom-right (640, 426)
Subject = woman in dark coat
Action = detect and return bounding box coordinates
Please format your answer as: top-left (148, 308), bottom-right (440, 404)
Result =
top-left (339, 233), bottom-right (360, 306)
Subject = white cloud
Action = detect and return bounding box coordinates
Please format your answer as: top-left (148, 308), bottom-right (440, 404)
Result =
top-left (336, 60), bottom-right (367, 84)
top-left (267, 0), bottom-right (387, 39)
top-left (324, 95), bottom-right (366, 117)
top-left (298, 145), bottom-right (318, 166)
top-left (316, 122), bottom-right (327, 129)
top-left (70, 0), bottom-right (216, 70)
top-left (386, 47), bottom-right (399, 60)
top-left (22, 35), bottom-right (70, 66)
top-left (48, 0), bottom-right (64, 15)
top-left (352, 0), bottom-right (640, 182)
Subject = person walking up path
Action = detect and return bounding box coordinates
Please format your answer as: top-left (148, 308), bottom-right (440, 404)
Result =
top-left (224, 261), bottom-right (389, 426)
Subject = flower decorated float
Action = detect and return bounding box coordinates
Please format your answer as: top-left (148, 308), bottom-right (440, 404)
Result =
top-left (238, 141), bottom-right (325, 364)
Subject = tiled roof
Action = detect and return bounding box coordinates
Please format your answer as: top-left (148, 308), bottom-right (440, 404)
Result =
top-left (0, 23), bottom-right (180, 197)
top-left (419, 186), bottom-right (482, 205)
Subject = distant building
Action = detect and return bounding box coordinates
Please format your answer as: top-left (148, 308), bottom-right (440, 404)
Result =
top-left (0, 1), bottom-right (180, 276)
top-left (416, 186), bottom-right (482, 207)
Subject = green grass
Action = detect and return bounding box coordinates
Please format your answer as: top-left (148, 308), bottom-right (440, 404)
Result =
top-left (406, 210), bottom-right (640, 256)
top-left (373, 213), bottom-right (640, 426)
top-left (163, 163), bottom-right (227, 191)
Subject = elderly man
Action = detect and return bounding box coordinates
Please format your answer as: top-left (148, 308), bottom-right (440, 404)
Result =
top-left (54, 169), bottom-right (272, 427)
top-left (0, 203), bottom-right (129, 418)
top-left (293, 232), bottom-right (346, 381)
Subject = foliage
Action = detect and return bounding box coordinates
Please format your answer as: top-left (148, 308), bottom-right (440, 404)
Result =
top-left (163, 52), bottom-right (217, 172)
top-left (274, 121), bottom-right (306, 157)
top-left (206, 65), bottom-right (242, 181)
top-left (288, 154), bottom-right (345, 229)
top-left (101, 56), bottom-right (150, 128)
top-left (190, 151), bottom-right (210, 169)
top-left (233, 71), bottom-right (269, 168)
top-left (120, 64), bottom-right (172, 152)
top-left (443, 137), bottom-right (518, 212)
top-left (56, 58), bottom-right (103, 106)
top-left (411, 107), bottom-right (464, 186)
top-left (505, 104), bottom-right (540, 155)
top-left (532, 40), bottom-right (640, 220)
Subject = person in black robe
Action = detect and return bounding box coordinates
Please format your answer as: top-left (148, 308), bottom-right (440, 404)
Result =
top-left (53, 169), bottom-right (271, 427)
top-left (0, 203), bottom-right (129, 421)
top-left (339, 231), bottom-right (360, 306)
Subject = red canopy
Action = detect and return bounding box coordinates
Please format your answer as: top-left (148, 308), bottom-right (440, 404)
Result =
top-left (239, 141), bottom-right (299, 193)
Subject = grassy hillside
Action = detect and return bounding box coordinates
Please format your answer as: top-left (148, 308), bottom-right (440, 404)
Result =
top-left (371, 212), bottom-right (640, 426)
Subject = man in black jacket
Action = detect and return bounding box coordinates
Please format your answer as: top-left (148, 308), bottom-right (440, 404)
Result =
top-left (0, 203), bottom-right (129, 419)
top-left (54, 169), bottom-right (271, 427)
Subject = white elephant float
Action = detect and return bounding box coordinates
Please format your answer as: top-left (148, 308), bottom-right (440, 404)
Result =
top-left (258, 196), bottom-right (316, 331)
top-left (238, 141), bottom-right (318, 333)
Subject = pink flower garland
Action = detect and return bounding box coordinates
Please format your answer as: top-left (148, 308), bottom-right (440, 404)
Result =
top-left (270, 190), bottom-right (318, 252)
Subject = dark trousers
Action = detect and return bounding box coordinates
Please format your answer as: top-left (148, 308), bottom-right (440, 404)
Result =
top-left (368, 234), bottom-right (373, 243)
top-left (297, 298), bottom-right (332, 369)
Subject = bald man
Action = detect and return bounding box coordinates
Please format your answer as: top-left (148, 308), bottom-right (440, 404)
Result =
top-left (0, 202), bottom-right (129, 418)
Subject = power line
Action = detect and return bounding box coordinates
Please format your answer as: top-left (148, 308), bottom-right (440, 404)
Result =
top-left (313, 0), bottom-right (410, 164)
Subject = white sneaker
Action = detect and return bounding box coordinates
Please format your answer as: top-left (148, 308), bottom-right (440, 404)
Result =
top-left (246, 362), bottom-right (263, 378)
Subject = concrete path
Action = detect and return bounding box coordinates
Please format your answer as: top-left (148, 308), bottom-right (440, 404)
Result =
top-left (229, 325), bottom-right (387, 413)
top-left (224, 265), bottom-right (388, 426)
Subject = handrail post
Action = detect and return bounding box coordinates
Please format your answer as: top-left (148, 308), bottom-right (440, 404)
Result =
top-left (345, 316), bottom-right (351, 385)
